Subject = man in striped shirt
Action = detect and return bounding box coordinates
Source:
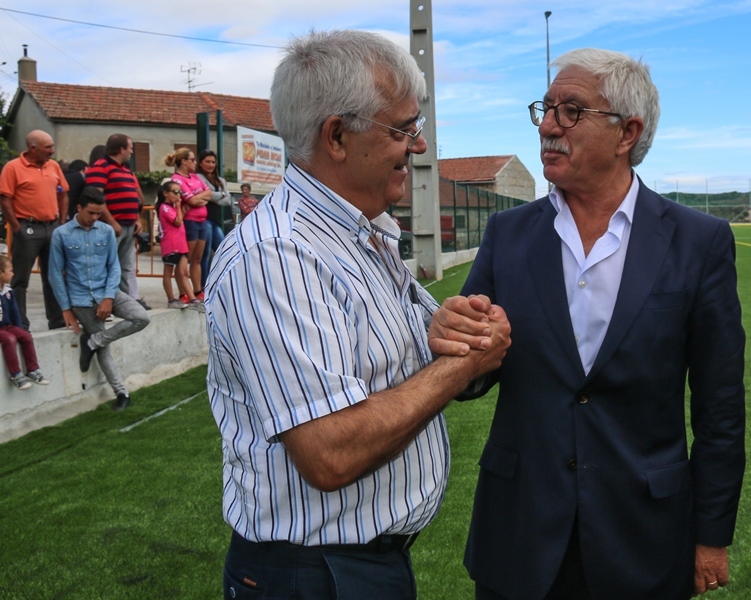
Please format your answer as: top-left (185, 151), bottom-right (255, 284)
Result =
top-left (85, 134), bottom-right (144, 300)
top-left (205, 30), bottom-right (511, 600)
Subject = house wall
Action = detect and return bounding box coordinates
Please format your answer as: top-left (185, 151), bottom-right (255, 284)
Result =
top-left (51, 122), bottom-right (239, 173)
top-left (494, 156), bottom-right (535, 202)
top-left (6, 93), bottom-right (54, 150)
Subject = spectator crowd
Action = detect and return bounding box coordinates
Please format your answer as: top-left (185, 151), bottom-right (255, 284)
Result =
top-left (0, 130), bottom-right (245, 405)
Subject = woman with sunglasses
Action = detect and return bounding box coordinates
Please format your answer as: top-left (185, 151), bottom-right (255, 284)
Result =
top-left (164, 148), bottom-right (211, 301)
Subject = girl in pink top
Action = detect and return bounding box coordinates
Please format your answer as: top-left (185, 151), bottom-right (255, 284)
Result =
top-left (164, 148), bottom-right (211, 300)
top-left (156, 181), bottom-right (203, 311)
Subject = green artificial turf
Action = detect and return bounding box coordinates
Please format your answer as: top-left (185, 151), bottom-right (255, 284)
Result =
top-left (1, 231), bottom-right (751, 598)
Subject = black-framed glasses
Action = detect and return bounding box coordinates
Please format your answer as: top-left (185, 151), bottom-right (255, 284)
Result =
top-left (528, 101), bottom-right (623, 128)
top-left (345, 114), bottom-right (426, 148)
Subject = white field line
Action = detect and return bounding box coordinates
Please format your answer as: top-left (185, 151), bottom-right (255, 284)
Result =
top-left (423, 270), bottom-right (458, 288)
top-left (120, 391), bottom-right (206, 433)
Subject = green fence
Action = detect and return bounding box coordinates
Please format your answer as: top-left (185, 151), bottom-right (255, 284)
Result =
top-left (392, 178), bottom-right (527, 259)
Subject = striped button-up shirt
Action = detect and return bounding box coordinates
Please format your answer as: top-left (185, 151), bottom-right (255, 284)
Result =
top-left (205, 163), bottom-right (449, 546)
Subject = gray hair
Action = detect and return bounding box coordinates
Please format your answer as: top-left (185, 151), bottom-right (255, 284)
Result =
top-left (270, 29), bottom-right (427, 165)
top-left (551, 48), bottom-right (660, 166)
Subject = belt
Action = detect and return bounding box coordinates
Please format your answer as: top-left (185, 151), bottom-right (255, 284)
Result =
top-left (240, 531), bottom-right (420, 555)
top-left (21, 217), bottom-right (57, 225)
top-left (322, 532), bottom-right (420, 553)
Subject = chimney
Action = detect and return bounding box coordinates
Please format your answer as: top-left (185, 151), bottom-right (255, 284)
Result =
top-left (18, 44), bottom-right (37, 83)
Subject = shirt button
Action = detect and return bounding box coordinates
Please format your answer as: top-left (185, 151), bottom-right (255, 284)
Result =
top-left (577, 393), bottom-right (589, 404)
top-left (578, 280), bottom-right (586, 289)
top-left (567, 459), bottom-right (578, 471)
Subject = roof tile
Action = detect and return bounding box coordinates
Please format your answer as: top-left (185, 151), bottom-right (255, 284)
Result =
top-left (21, 82), bottom-right (274, 131)
top-left (438, 155), bottom-right (513, 182)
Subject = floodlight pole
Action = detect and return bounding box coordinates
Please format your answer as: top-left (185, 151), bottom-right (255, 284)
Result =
top-left (545, 11), bottom-right (552, 89)
top-left (545, 11), bottom-right (552, 193)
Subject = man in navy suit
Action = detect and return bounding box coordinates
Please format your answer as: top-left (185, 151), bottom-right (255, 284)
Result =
top-left (429, 48), bottom-right (745, 599)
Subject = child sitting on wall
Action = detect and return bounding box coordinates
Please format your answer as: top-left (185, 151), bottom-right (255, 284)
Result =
top-left (0, 255), bottom-right (50, 389)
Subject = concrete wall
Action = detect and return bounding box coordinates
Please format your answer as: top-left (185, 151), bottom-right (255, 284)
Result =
top-left (0, 307), bottom-right (208, 443)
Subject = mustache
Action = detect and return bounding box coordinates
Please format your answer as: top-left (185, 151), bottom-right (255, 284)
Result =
top-left (541, 137), bottom-right (570, 155)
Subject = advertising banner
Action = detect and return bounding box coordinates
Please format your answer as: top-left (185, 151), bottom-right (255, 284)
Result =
top-left (237, 126), bottom-right (285, 192)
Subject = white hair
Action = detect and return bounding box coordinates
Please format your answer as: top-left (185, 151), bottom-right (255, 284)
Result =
top-left (270, 29), bottom-right (427, 165)
top-left (552, 48), bottom-right (660, 166)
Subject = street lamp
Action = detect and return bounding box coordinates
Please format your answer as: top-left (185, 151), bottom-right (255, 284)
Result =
top-left (545, 11), bottom-right (552, 193)
top-left (545, 11), bottom-right (552, 89)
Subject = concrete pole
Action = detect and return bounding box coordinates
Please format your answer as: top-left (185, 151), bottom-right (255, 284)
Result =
top-left (409, 0), bottom-right (443, 280)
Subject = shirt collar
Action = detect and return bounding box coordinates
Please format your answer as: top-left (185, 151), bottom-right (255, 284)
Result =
top-left (549, 172), bottom-right (640, 230)
top-left (19, 152), bottom-right (49, 169)
top-left (286, 163), bottom-right (403, 247)
top-left (104, 154), bottom-right (131, 171)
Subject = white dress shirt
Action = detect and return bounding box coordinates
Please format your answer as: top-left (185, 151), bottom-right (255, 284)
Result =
top-left (550, 175), bottom-right (639, 374)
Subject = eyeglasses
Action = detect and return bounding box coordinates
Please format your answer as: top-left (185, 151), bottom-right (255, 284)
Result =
top-left (167, 189), bottom-right (183, 196)
top-left (345, 114), bottom-right (426, 148)
top-left (528, 101), bottom-right (623, 128)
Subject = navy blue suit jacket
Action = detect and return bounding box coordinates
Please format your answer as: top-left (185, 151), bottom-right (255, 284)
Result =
top-left (461, 181), bottom-right (745, 600)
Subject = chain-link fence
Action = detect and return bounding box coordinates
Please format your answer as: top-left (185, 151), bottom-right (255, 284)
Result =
top-left (392, 177), bottom-right (527, 259)
top-left (664, 192), bottom-right (751, 223)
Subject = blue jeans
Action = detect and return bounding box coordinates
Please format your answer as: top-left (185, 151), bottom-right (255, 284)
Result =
top-left (72, 291), bottom-right (150, 396)
top-left (201, 220), bottom-right (225, 290)
top-left (223, 531), bottom-right (416, 600)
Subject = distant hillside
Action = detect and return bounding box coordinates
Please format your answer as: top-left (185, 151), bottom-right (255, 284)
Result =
top-left (661, 191), bottom-right (751, 222)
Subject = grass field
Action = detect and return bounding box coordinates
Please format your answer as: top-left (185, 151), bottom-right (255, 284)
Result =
top-left (1, 230), bottom-right (751, 599)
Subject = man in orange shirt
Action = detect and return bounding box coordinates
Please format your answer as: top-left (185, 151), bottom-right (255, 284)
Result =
top-left (0, 130), bottom-right (68, 329)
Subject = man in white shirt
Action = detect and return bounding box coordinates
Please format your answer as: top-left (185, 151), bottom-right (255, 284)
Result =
top-left (205, 30), bottom-right (510, 600)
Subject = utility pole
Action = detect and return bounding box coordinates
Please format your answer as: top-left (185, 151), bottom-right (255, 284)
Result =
top-left (410, 0), bottom-right (442, 280)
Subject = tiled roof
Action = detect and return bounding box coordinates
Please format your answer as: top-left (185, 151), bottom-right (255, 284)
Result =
top-left (438, 155), bottom-right (514, 183)
top-left (19, 81), bottom-right (274, 131)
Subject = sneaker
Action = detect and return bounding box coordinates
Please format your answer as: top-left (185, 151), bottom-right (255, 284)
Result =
top-left (79, 333), bottom-right (97, 373)
top-left (194, 290), bottom-right (205, 301)
top-left (26, 370), bottom-right (50, 385)
top-left (178, 294), bottom-right (190, 305)
top-left (168, 299), bottom-right (187, 309)
top-left (137, 298), bottom-right (152, 311)
top-left (113, 393), bottom-right (131, 411)
top-left (187, 299), bottom-right (206, 313)
top-left (11, 373), bottom-right (32, 390)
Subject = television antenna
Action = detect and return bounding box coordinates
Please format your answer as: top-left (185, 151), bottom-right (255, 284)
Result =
top-left (181, 62), bottom-right (213, 92)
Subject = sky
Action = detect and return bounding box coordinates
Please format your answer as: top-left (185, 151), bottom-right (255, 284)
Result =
top-left (0, 1), bottom-right (749, 199)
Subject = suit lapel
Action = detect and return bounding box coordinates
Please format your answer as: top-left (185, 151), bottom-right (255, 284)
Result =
top-left (528, 199), bottom-right (586, 378)
top-left (587, 184), bottom-right (675, 380)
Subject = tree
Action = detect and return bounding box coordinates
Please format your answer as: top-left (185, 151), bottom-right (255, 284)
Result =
top-left (0, 90), bottom-right (18, 167)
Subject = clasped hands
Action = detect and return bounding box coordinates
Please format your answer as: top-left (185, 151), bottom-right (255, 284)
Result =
top-left (428, 294), bottom-right (511, 377)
